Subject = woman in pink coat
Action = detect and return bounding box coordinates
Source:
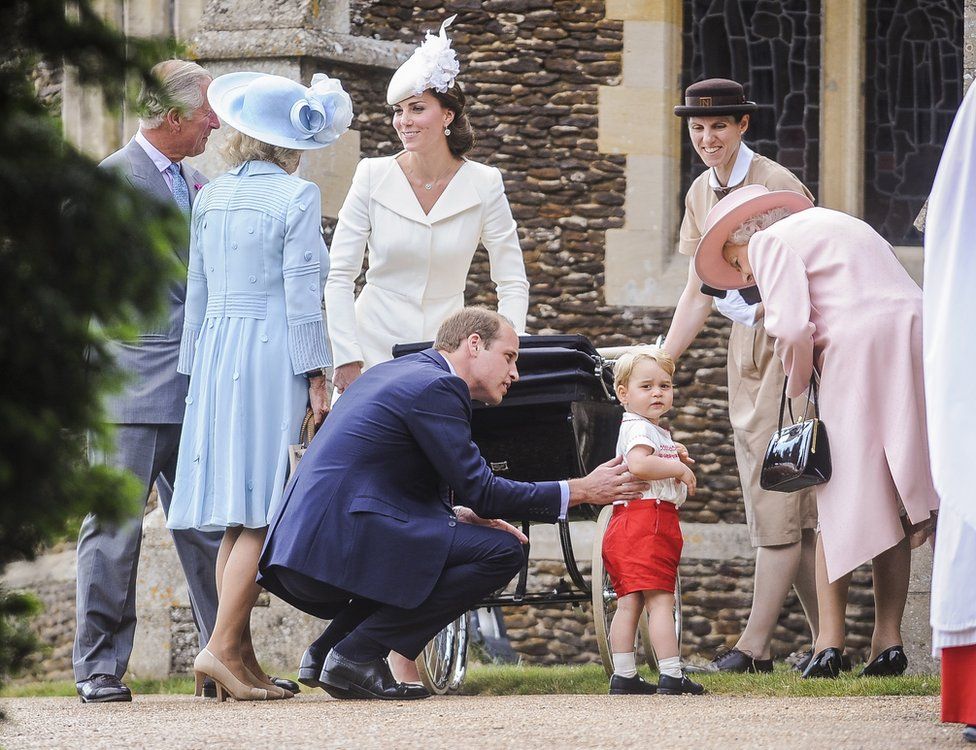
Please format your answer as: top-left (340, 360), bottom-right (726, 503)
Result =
top-left (694, 185), bottom-right (939, 678)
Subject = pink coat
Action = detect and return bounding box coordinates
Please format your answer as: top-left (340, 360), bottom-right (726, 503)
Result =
top-left (748, 207), bottom-right (939, 581)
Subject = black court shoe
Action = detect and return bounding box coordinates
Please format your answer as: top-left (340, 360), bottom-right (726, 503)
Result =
top-left (802, 647), bottom-right (843, 678)
top-left (859, 645), bottom-right (908, 677)
top-left (711, 648), bottom-right (773, 674)
top-left (963, 725), bottom-right (975, 743)
top-left (609, 673), bottom-right (657, 695)
top-left (657, 673), bottom-right (705, 695)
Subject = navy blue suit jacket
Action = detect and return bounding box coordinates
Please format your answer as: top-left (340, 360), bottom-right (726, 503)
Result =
top-left (258, 349), bottom-right (562, 615)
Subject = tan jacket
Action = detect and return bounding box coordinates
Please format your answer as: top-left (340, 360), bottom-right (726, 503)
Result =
top-left (678, 153), bottom-right (814, 257)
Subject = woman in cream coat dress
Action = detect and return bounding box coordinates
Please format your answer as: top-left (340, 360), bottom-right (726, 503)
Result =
top-left (319, 16), bottom-right (528, 685)
top-left (325, 17), bottom-right (528, 395)
top-left (325, 153), bottom-right (529, 381)
top-left (695, 185), bottom-right (939, 680)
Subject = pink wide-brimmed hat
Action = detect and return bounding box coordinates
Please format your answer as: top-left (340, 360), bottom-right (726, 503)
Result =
top-left (694, 184), bottom-right (814, 290)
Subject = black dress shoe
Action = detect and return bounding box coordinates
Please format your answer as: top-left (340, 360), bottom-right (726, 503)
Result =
top-left (963, 725), bottom-right (976, 743)
top-left (201, 677), bottom-right (217, 698)
top-left (298, 646), bottom-right (352, 699)
top-left (298, 646), bottom-right (325, 688)
top-left (321, 650), bottom-right (430, 701)
top-left (270, 676), bottom-right (300, 693)
top-left (657, 673), bottom-right (705, 695)
top-left (76, 674), bottom-right (132, 703)
top-left (711, 648), bottom-right (773, 674)
top-left (609, 673), bottom-right (657, 695)
top-left (802, 647), bottom-right (843, 678)
top-left (859, 645), bottom-right (908, 677)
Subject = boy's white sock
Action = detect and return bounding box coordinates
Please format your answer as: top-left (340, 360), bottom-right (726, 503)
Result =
top-left (657, 656), bottom-right (682, 679)
top-left (611, 652), bottom-right (638, 678)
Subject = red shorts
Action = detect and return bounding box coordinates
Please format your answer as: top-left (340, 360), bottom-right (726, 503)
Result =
top-left (602, 500), bottom-right (682, 597)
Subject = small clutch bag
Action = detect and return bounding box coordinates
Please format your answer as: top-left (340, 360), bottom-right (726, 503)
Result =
top-left (759, 374), bottom-right (832, 493)
top-left (288, 407), bottom-right (317, 475)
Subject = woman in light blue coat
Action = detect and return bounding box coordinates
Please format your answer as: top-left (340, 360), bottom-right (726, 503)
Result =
top-left (168, 71), bottom-right (352, 702)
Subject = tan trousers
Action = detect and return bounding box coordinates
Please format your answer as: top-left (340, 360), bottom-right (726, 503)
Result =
top-left (727, 322), bottom-right (818, 547)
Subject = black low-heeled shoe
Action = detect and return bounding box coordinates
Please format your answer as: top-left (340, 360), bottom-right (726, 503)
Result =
top-left (962, 724), bottom-right (975, 743)
top-left (802, 647), bottom-right (843, 678)
top-left (711, 647), bottom-right (774, 674)
top-left (859, 645), bottom-right (908, 677)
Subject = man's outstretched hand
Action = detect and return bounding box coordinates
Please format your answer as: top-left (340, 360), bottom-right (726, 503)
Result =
top-left (567, 456), bottom-right (649, 507)
top-left (454, 506), bottom-right (529, 544)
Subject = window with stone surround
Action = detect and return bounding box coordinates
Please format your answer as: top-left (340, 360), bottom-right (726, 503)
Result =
top-left (864, 0), bottom-right (963, 246)
top-left (679, 0), bottom-right (822, 203)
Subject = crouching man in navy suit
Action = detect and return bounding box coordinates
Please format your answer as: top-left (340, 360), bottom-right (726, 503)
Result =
top-left (258, 307), bottom-right (647, 700)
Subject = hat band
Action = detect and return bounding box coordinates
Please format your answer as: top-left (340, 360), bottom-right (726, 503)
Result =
top-left (684, 94), bottom-right (746, 108)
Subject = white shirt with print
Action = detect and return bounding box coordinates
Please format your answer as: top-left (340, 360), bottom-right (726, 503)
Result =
top-left (616, 412), bottom-right (687, 507)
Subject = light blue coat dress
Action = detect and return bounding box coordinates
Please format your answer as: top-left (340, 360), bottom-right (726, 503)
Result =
top-left (168, 161), bottom-right (332, 531)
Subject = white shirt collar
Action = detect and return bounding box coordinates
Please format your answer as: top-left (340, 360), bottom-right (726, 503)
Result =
top-left (443, 355), bottom-right (457, 376)
top-left (622, 411), bottom-right (663, 430)
top-left (135, 130), bottom-right (177, 174)
top-left (708, 141), bottom-right (754, 190)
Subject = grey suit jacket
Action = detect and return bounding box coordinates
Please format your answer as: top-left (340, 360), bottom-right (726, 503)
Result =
top-left (100, 137), bottom-right (207, 424)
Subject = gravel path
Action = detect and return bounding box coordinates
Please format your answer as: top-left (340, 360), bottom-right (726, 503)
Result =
top-left (0, 693), bottom-right (962, 749)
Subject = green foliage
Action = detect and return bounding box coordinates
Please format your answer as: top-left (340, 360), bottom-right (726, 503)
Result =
top-left (0, 0), bottom-right (188, 689)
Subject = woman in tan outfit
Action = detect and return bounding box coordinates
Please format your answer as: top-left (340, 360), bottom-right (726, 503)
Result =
top-left (663, 79), bottom-right (819, 673)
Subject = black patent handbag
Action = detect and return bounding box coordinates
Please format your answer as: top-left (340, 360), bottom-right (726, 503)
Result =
top-left (759, 374), bottom-right (832, 492)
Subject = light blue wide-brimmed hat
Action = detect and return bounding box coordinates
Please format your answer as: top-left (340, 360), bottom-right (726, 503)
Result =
top-left (209, 71), bottom-right (353, 150)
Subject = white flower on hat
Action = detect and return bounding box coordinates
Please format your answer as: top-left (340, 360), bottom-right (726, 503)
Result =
top-left (411, 15), bottom-right (460, 96)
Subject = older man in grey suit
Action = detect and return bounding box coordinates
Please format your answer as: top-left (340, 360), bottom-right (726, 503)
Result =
top-left (74, 60), bottom-right (222, 703)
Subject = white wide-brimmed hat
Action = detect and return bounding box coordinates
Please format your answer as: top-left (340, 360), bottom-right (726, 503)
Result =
top-left (387, 15), bottom-right (460, 105)
top-left (209, 72), bottom-right (353, 150)
top-left (694, 184), bottom-right (814, 290)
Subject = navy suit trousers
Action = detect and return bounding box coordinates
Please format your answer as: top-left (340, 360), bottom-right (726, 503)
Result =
top-left (278, 522), bottom-right (525, 660)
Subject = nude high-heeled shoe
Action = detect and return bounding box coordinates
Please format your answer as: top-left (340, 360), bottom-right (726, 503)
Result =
top-left (193, 649), bottom-right (270, 702)
top-left (243, 665), bottom-right (293, 699)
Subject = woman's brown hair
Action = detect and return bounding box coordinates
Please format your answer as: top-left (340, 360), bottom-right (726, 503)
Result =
top-left (432, 84), bottom-right (475, 158)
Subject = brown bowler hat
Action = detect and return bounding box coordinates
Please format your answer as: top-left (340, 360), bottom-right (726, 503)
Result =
top-left (673, 78), bottom-right (758, 117)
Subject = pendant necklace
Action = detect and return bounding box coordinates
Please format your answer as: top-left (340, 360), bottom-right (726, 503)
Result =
top-left (412, 162), bottom-right (456, 191)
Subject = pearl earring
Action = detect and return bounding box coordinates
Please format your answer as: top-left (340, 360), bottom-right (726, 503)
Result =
top-left (444, 127), bottom-right (451, 136)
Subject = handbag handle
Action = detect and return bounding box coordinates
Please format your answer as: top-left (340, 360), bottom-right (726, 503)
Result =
top-left (776, 372), bottom-right (820, 431)
top-left (298, 407), bottom-right (316, 447)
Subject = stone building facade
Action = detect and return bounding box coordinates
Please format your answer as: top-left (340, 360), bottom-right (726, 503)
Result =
top-left (9, 0), bottom-right (966, 679)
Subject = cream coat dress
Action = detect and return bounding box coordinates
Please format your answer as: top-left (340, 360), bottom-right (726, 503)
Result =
top-left (748, 207), bottom-right (940, 581)
top-left (325, 155), bottom-right (530, 369)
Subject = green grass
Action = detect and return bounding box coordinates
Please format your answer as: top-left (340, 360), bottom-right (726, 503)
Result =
top-left (1, 665), bottom-right (939, 699)
top-left (458, 663), bottom-right (941, 697)
top-left (0, 677), bottom-right (195, 698)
